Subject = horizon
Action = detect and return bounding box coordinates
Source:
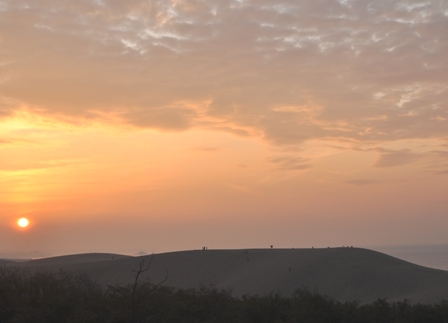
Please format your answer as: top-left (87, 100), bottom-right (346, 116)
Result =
top-left (1, 1), bottom-right (448, 257)
top-left (3, 243), bottom-right (448, 272)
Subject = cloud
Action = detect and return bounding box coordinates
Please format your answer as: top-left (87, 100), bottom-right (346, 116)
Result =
top-left (0, 158), bottom-right (87, 172)
top-left (374, 149), bottom-right (420, 168)
top-left (0, 137), bottom-right (38, 146)
top-left (346, 179), bottom-right (378, 186)
top-left (0, 0), bottom-right (447, 147)
top-left (0, 97), bottom-right (18, 118)
top-left (192, 146), bottom-right (222, 152)
top-left (267, 156), bottom-right (311, 171)
top-left (422, 150), bottom-right (448, 175)
top-left (123, 106), bottom-right (195, 131)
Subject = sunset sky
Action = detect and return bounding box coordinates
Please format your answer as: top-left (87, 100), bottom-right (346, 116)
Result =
top-left (1, 0), bottom-right (448, 256)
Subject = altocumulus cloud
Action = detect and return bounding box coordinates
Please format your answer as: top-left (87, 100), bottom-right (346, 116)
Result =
top-left (0, 0), bottom-right (447, 149)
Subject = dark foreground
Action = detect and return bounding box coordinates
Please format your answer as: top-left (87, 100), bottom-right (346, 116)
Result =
top-left (1, 268), bottom-right (448, 323)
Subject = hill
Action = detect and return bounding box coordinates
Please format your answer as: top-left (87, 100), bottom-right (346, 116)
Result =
top-left (11, 247), bottom-right (448, 304)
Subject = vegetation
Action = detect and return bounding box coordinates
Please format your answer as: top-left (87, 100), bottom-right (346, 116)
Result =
top-left (1, 267), bottom-right (448, 322)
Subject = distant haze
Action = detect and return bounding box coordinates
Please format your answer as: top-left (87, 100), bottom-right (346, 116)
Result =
top-left (1, 0), bottom-right (448, 255)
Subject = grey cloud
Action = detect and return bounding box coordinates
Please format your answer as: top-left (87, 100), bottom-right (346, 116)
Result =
top-left (421, 150), bottom-right (448, 174)
top-left (0, 0), bottom-right (447, 144)
top-left (124, 107), bottom-right (195, 131)
top-left (429, 150), bottom-right (448, 158)
top-left (267, 156), bottom-right (311, 171)
top-left (206, 126), bottom-right (251, 137)
top-left (374, 149), bottom-right (420, 167)
top-left (369, 149), bottom-right (448, 173)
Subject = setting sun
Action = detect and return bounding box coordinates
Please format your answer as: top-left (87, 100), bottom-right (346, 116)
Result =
top-left (17, 218), bottom-right (29, 228)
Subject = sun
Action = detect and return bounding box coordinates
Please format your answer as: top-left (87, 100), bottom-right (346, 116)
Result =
top-left (17, 218), bottom-right (29, 228)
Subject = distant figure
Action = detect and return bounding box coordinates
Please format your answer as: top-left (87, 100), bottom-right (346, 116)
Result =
top-left (270, 245), bottom-right (273, 249)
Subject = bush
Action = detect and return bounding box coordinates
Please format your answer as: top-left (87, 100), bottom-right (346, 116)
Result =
top-left (1, 267), bottom-right (448, 323)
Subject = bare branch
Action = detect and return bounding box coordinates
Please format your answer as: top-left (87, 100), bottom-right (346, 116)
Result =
top-left (154, 267), bottom-right (169, 289)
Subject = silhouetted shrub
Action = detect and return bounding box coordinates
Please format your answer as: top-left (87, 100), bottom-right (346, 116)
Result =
top-left (1, 267), bottom-right (448, 322)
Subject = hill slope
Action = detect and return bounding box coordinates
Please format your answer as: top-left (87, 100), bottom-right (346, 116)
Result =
top-left (12, 248), bottom-right (448, 303)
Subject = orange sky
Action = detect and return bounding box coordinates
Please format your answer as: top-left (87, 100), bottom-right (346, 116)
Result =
top-left (1, 0), bottom-right (448, 256)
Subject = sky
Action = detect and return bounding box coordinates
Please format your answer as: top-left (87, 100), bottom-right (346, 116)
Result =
top-left (1, 0), bottom-right (448, 256)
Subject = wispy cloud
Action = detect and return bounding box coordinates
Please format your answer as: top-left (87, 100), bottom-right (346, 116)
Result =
top-left (0, 158), bottom-right (88, 172)
top-left (374, 149), bottom-right (420, 168)
top-left (422, 150), bottom-right (448, 175)
top-left (0, 0), bottom-right (447, 148)
top-left (267, 156), bottom-right (311, 171)
top-left (192, 146), bottom-right (222, 152)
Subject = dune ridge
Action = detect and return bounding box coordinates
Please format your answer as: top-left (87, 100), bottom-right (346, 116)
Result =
top-left (8, 248), bottom-right (448, 304)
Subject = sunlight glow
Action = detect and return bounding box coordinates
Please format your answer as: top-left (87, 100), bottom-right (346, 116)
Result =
top-left (17, 218), bottom-right (29, 228)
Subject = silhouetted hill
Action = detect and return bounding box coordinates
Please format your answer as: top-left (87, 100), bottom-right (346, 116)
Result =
top-left (11, 248), bottom-right (448, 304)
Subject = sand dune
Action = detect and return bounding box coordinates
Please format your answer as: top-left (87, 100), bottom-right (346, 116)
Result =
top-left (9, 248), bottom-right (448, 304)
